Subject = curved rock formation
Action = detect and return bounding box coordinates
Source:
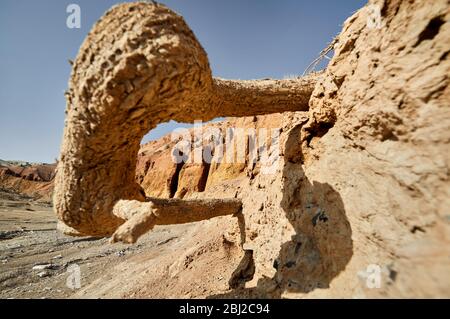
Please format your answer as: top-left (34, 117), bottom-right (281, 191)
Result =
top-left (53, 2), bottom-right (319, 239)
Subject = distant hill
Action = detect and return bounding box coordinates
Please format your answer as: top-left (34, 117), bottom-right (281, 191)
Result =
top-left (0, 160), bottom-right (56, 202)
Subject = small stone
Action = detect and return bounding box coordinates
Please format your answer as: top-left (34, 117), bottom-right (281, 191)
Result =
top-left (124, 80), bottom-right (134, 93)
top-left (52, 254), bottom-right (63, 259)
top-left (37, 271), bottom-right (51, 278)
top-left (32, 264), bottom-right (53, 270)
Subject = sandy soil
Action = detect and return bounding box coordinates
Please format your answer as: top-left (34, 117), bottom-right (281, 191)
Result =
top-left (0, 189), bottom-right (245, 299)
top-left (0, 190), bottom-right (207, 299)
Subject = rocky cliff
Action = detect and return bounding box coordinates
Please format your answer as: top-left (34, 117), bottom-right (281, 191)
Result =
top-left (127, 0), bottom-right (450, 298)
top-left (1, 0), bottom-right (449, 298)
top-left (0, 162), bottom-right (55, 201)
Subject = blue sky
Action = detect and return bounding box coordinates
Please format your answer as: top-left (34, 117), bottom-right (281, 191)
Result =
top-left (0, 0), bottom-right (366, 163)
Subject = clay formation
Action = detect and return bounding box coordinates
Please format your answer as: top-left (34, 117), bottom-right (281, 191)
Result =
top-left (53, 2), bottom-right (319, 242)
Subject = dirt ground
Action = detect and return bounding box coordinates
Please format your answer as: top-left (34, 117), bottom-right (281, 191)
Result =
top-left (0, 190), bottom-right (244, 299)
top-left (0, 190), bottom-right (188, 298)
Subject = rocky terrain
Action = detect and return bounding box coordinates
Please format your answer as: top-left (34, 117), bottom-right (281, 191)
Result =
top-left (0, 189), bottom-right (202, 298)
top-left (0, 161), bottom-right (55, 202)
top-left (1, 0), bottom-right (449, 298)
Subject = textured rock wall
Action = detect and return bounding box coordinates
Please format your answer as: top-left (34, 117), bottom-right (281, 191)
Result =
top-left (136, 114), bottom-right (287, 199)
top-left (291, 0), bottom-right (450, 297)
top-left (230, 0), bottom-right (450, 298)
top-left (132, 0), bottom-right (450, 298)
top-left (53, 2), bottom-right (318, 237)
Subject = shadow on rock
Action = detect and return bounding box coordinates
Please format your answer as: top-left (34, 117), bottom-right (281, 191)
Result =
top-left (210, 143), bottom-right (353, 298)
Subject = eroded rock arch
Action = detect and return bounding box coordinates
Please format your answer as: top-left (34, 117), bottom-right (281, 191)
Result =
top-left (54, 2), bottom-right (319, 243)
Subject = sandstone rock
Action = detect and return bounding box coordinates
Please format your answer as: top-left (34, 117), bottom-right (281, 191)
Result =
top-left (0, 162), bottom-right (55, 182)
top-left (0, 162), bottom-right (55, 201)
top-left (117, 0), bottom-right (450, 298)
top-left (217, 0), bottom-right (450, 298)
top-left (53, 2), bottom-right (318, 237)
top-left (140, 149), bottom-right (179, 198)
top-left (2, 0), bottom-right (448, 299)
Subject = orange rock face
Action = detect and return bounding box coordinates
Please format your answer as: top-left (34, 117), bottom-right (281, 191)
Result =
top-left (135, 114), bottom-right (292, 200)
top-left (0, 113), bottom-right (283, 203)
top-left (0, 162), bottom-right (56, 201)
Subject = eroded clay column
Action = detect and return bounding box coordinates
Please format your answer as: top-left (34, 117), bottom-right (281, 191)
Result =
top-left (54, 2), bottom-right (319, 240)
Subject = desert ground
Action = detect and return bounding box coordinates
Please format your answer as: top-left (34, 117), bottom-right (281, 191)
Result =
top-left (0, 190), bottom-right (209, 299)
